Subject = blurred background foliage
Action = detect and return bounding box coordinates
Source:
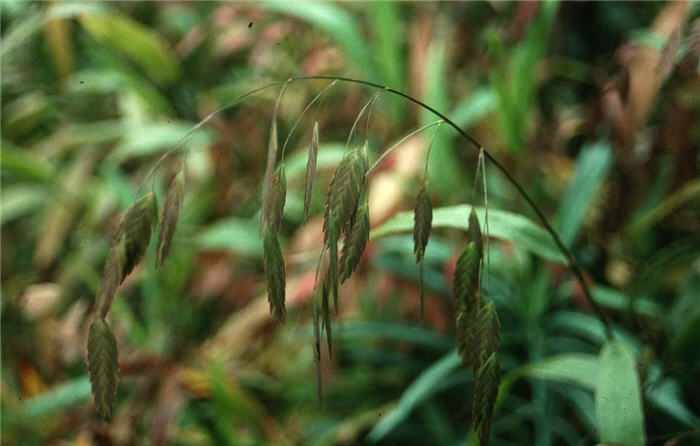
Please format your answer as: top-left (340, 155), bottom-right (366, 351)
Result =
top-left (2, 1), bottom-right (699, 445)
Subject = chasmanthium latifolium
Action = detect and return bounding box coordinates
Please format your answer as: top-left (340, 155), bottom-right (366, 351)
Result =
top-left (86, 79), bottom-right (530, 446)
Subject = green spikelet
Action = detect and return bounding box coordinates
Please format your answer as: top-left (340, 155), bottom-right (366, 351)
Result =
top-left (304, 122), bottom-right (320, 222)
top-left (453, 241), bottom-right (481, 312)
top-left (413, 185), bottom-right (432, 315)
top-left (96, 192), bottom-right (158, 317)
top-left (87, 317), bottom-right (119, 419)
top-left (263, 225), bottom-right (286, 320)
top-left (323, 146), bottom-right (367, 242)
top-left (156, 170), bottom-right (185, 267)
top-left (456, 306), bottom-right (477, 366)
top-left (469, 301), bottom-right (500, 373)
top-left (472, 352), bottom-right (501, 446)
top-left (266, 164), bottom-right (287, 233)
top-left (339, 203), bottom-right (370, 283)
top-left (468, 208), bottom-right (483, 255)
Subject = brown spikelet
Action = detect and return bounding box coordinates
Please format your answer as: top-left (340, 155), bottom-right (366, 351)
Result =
top-left (469, 301), bottom-right (500, 373)
top-left (413, 185), bottom-right (432, 315)
top-left (156, 170), bottom-right (185, 267)
top-left (263, 225), bottom-right (286, 320)
top-left (87, 316), bottom-right (119, 419)
top-left (328, 214), bottom-right (339, 311)
top-left (266, 164), bottom-right (287, 233)
top-left (312, 292), bottom-right (322, 406)
top-left (96, 192), bottom-right (158, 317)
top-left (468, 208), bottom-right (483, 255)
top-left (340, 203), bottom-right (370, 283)
top-left (453, 241), bottom-right (481, 312)
top-left (323, 146), bottom-right (367, 242)
top-left (304, 122), bottom-right (320, 222)
top-left (472, 352), bottom-right (501, 446)
top-left (261, 120), bottom-right (279, 233)
top-left (322, 273), bottom-right (332, 356)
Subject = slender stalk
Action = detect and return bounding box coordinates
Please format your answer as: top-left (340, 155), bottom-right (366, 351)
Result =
top-left (146, 75), bottom-right (613, 339)
top-left (366, 120), bottom-right (443, 177)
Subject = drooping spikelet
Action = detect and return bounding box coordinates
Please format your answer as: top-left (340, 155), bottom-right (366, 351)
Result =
top-left (472, 352), bottom-right (501, 446)
top-left (263, 225), bottom-right (286, 320)
top-left (156, 170), bottom-right (185, 267)
top-left (304, 122), bottom-right (320, 222)
top-left (453, 241), bottom-right (481, 312)
top-left (323, 146), bottom-right (367, 242)
top-left (339, 203), bottom-right (370, 283)
top-left (413, 185), bottom-right (432, 315)
top-left (469, 301), bottom-right (500, 373)
top-left (96, 192), bottom-right (158, 317)
top-left (87, 316), bottom-right (119, 419)
top-left (266, 164), bottom-right (287, 233)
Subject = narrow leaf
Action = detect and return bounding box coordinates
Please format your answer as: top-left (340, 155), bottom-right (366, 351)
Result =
top-left (595, 340), bottom-right (645, 446)
top-left (87, 317), bottom-right (119, 419)
top-left (156, 170), bottom-right (185, 267)
top-left (263, 225), bottom-right (286, 320)
top-left (303, 122), bottom-right (320, 221)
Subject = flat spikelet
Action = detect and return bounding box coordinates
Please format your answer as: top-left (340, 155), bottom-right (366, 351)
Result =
top-left (260, 121), bottom-right (279, 233)
top-left (456, 306), bottom-right (476, 366)
top-left (453, 241), bottom-right (481, 312)
top-left (469, 301), bottom-right (500, 373)
top-left (322, 273), bottom-right (332, 356)
top-left (472, 352), bottom-right (501, 446)
top-left (323, 146), bottom-right (367, 242)
top-left (468, 208), bottom-right (483, 255)
top-left (327, 215), bottom-right (339, 311)
top-left (304, 122), bottom-right (320, 222)
top-left (156, 170), bottom-right (185, 267)
top-left (87, 316), bottom-right (119, 419)
top-left (96, 192), bottom-right (158, 317)
top-left (114, 192), bottom-right (158, 281)
top-left (413, 186), bottom-right (432, 315)
top-left (263, 225), bottom-right (286, 320)
top-left (266, 164), bottom-right (287, 233)
top-left (312, 292), bottom-right (322, 406)
top-left (340, 203), bottom-right (370, 283)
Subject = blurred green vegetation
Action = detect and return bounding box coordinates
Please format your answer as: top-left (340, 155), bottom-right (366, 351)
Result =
top-left (2, 1), bottom-right (699, 445)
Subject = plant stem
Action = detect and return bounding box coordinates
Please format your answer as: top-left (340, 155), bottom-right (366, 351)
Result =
top-left (150, 75), bottom-right (613, 339)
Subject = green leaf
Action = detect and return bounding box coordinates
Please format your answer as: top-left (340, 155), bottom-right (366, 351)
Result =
top-left (595, 340), bottom-right (645, 446)
top-left (23, 376), bottom-right (91, 418)
top-left (367, 350), bottom-right (461, 443)
top-left (78, 11), bottom-right (180, 85)
top-left (263, 2), bottom-right (376, 80)
top-left (195, 217), bottom-right (262, 258)
top-left (520, 353), bottom-right (598, 390)
top-left (556, 141), bottom-right (612, 247)
top-left (372, 205), bottom-right (566, 264)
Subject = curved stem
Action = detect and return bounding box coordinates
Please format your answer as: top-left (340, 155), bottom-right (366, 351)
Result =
top-left (147, 74), bottom-right (612, 339)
